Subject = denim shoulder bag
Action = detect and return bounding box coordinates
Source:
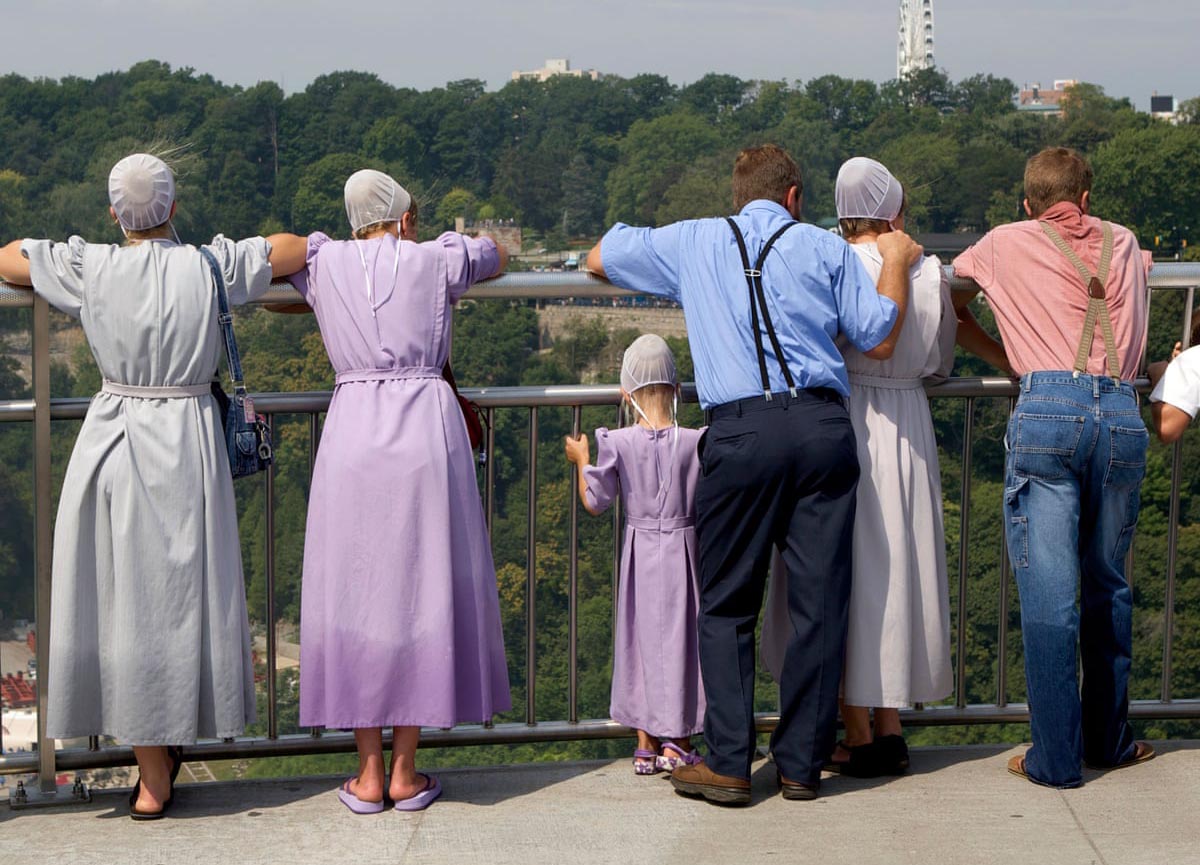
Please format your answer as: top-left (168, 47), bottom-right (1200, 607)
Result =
top-left (200, 247), bottom-right (274, 478)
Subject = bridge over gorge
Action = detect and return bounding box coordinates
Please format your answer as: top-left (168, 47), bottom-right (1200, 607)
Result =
top-left (1, 267), bottom-right (1200, 863)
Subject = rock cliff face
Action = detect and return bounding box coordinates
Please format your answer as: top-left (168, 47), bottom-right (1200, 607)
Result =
top-left (537, 305), bottom-right (687, 345)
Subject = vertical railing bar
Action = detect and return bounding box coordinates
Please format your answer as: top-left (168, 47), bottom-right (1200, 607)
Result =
top-left (568, 405), bottom-right (582, 724)
top-left (526, 407), bottom-right (538, 725)
top-left (483, 407), bottom-right (497, 731)
top-left (485, 407), bottom-right (496, 536)
top-left (265, 415), bottom-right (278, 740)
top-left (307, 411), bottom-right (322, 739)
top-left (956, 397), bottom-right (975, 710)
top-left (1137, 279), bottom-right (1154, 379)
top-left (32, 294), bottom-right (55, 793)
top-left (612, 402), bottom-right (622, 642)
top-left (997, 396), bottom-right (1014, 708)
top-left (1161, 286), bottom-right (1194, 703)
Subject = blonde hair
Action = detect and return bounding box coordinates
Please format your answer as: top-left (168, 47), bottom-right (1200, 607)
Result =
top-left (624, 383), bottom-right (676, 428)
top-left (838, 192), bottom-right (906, 240)
top-left (352, 197), bottom-right (419, 240)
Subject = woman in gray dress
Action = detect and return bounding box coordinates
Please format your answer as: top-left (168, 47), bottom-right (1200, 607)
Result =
top-left (0, 153), bottom-right (306, 818)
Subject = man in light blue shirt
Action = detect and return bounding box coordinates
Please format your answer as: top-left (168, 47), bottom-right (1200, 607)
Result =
top-left (587, 144), bottom-right (919, 804)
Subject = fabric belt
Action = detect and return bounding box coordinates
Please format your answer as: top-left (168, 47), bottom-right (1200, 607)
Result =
top-left (625, 515), bottom-right (695, 531)
top-left (335, 366), bottom-right (442, 386)
top-left (848, 373), bottom-right (925, 391)
top-left (101, 381), bottom-right (211, 399)
top-left (710, 387), bottom-right (844, 419)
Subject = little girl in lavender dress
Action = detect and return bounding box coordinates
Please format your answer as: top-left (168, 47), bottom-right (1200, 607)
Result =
top-left (564, 335), bottom-right (706, 774)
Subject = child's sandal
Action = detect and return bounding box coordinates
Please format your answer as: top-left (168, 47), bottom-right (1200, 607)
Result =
top-left (633, 748), bottom-right (660, 775)
top-left (656, 741), bottom-right (701, 772)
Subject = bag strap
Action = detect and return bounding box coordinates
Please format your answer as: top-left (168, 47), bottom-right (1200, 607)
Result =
top-left (725, 217), bottom-right (799, 399)
top-left (200, 247), bottom-right (246, 393)
top-left (1039, 221), bottom-right (1120, 382)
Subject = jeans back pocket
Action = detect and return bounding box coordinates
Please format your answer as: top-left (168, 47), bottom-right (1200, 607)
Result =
top-left (1013, 413), bottom-right (1085, 480)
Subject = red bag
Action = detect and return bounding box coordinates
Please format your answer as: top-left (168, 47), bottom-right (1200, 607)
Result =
top-left (442, 363), bottom-right (485, 451)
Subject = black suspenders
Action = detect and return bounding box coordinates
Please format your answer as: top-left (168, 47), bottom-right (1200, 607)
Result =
top-left (725, 217), bottom-right (799, 400)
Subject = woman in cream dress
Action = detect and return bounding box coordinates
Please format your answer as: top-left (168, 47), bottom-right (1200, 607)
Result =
top-left (762, 158), bottom-right (1008, 776)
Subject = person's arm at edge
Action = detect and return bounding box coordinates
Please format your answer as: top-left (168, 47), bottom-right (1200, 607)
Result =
top-left (265, 233), bottom-right (308, 279)
top-left (261, 232), bottom-right (311, 313)
top-left (585, 240), bottom-right (607, 282)
top-left (1152, 401), bottom-right (1192, 443)
top-left (488, 236), bottom-right (509, 278)
top-left (0, 240), bottom-right (32, 286)
top-left (564, 433), bottom-right (603, 516)
top-left (862, 230), bottom-right (921, 360)
top-left (956, 305), bottom-right (1013, 375)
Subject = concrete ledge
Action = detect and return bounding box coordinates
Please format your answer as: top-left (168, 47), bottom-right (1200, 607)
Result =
top-left (3, 743), bottom-right (1199, 865)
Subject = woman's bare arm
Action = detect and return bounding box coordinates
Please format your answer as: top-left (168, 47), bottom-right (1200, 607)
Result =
top-left (0, 240), bottom-right (32, 286)
top-left (265, 233), bottom-right (308, 279)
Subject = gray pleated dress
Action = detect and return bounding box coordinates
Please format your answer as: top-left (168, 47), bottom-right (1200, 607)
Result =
top-left (22, 235), bottom-right (271, 745)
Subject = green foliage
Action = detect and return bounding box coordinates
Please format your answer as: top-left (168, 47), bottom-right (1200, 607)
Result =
top-left (292, 153), bottom-right (381, 237)
top-left (435, 187), bottom-right (478, 230)
top-left (605, 112), bottom-right (724, 226)
top-left (1092, 125), bottom-right (1200, 247)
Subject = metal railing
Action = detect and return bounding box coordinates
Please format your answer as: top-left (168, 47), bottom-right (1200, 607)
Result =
top-left (2, 267), bottom-right (1200, 786)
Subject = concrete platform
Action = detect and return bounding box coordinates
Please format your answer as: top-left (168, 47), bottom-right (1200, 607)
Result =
top-left (3, 743), bottom-right (1199, 865)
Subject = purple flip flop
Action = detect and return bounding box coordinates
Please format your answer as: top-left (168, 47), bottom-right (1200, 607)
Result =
top-left (656, 741), bottom-right (702, 772)
top-left (337, 778), bottom-right (385, 815)
top-left (393, 773), bottom-right (442, 812)
top-left (633, 749), bottom-right (660, 775)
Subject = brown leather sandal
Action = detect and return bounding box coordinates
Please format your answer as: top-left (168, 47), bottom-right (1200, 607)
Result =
top-left (1086, 740), bottom-right (1155, 771)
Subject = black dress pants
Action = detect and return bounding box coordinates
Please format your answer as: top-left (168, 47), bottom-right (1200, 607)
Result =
top-left (695, 389), bottom-right (859, 784)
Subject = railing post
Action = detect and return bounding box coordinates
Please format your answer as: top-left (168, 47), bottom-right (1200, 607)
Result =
top-left (956, 398), bottom-right (975, 709)
top-left (1162, 286), bottom-right (1194, 703)
top-left (568, 406), bottom-right (581, 724)
top-left (307, 412), bottom-right (323, 738)
top-left (485, 407), bottom-right (496, 536)
top-left (526, 407), bottom-right (538, 725)
top-left (997, 397), bottom-right (1014, 708)
top-left (265, 415), bottom-right (278, 739)
top-left (32, 294), bottom-right (55, 794)
top-left (612, 403), bottom-right (622, 643)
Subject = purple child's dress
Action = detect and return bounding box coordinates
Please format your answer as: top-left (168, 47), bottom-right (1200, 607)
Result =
top-left (293, 231), bottom-right (511, 729)
top-left (584, 425), bottom-right (706, 739)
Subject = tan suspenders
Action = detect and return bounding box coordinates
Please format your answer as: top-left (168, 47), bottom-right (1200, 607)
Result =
top-left (1039, 220), bottom-right (1121, 383)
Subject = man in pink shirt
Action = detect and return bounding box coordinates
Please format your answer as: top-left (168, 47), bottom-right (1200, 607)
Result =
top-left (954, 147), bottom-right (1154, 789)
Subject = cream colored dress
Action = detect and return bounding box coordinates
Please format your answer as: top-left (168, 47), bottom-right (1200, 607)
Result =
top-left (762, 246), bottom-right (955, 707)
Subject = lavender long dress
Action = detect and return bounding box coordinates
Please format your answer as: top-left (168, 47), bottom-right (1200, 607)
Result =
top-left (584, 425), bottom-right (706, 738)
top-left (293, 231), bottom-right (511, 729)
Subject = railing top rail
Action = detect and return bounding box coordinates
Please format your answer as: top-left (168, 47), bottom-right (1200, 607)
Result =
top-left (3, 262), bottom-right (1200, 308)
top-left (0, 377), bottom-right (1091, 423)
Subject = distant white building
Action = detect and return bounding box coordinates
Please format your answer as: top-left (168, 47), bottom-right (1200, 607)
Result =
top-left (511, 59), bottom-right (599, 83)
top-left (898, 0), bottom-right (935, 79)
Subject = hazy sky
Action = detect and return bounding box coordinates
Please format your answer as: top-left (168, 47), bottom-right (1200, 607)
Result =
top-left (0, 0), bottom-right (1195, 110)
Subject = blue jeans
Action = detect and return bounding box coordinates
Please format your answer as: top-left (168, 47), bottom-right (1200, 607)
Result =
top-left (1005, 373), bottom-right (1146, 788)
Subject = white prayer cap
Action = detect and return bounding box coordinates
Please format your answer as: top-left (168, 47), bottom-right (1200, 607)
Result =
top-left (620, 334), bottom-right (677, 394)
top-left (344, 169), bottom-right (412, 232)
top-left (835, 157), bottom-right (904, 221)
top-left (108, 153), bottom-right (176, 230)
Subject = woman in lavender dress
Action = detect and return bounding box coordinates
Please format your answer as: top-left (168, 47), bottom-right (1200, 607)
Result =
top-left (564, 335), bottom-right (706, 774)
top-left (289, 170), bottom-right (511, 813)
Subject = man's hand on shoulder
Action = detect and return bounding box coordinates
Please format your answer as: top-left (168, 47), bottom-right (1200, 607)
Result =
top-left (877, 230), bottom-right (922, 268)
